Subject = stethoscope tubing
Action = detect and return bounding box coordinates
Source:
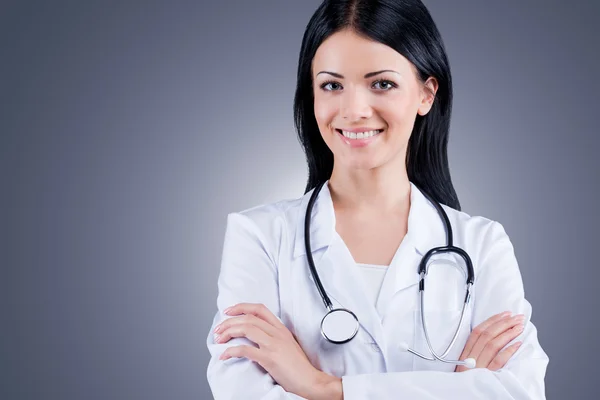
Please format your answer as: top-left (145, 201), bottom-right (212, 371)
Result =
top-left (304, 181), bottom-right (334, 310)
top-left (304, 180), bottom-right (476, 367)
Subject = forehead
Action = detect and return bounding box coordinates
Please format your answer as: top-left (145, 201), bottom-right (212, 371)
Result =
top-left (312, 30), bottom-right (413, 77)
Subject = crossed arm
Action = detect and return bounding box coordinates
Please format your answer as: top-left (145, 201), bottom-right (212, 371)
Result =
top-left (206, 213), bottom-right (549, 399)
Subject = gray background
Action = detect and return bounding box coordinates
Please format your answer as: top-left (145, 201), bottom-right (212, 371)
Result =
top-left (2, 1), bottom-right (598, 399)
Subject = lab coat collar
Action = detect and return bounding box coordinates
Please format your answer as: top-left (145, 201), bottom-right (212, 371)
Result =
top-left (292, 179), bottom-right (446, 259)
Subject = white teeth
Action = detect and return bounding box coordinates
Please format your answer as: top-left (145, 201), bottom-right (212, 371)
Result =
top-left (341, 129), bottom-right (382, 139)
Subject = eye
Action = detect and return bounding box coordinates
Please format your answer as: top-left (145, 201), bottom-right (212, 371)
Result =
top-left (372, 79), bottom-right (398, 91)
top-left (320, 80), bottom-right (342, 91)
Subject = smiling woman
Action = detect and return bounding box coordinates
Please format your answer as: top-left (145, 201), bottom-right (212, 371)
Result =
top-left (310, 29), bottom-right (439, 185)
top-left (206, 0), bottom-right (549, 399)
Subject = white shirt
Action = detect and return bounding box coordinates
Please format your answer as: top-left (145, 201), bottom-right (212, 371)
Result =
top-left (356, 263), bottom-right (388, 308)
top-left (206, 180), bottom-right (549, 399)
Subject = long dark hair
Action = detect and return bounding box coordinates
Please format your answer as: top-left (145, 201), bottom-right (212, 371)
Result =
top-left (293, 0), bottom-right (461, 210)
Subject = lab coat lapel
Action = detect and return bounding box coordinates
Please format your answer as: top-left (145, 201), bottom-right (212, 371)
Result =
top-left (292, 181), bottom-right (335, 259)
top-left (375, 182), bottom-right (448, 316)
top-left (293, 181), bottom-right (385, 347)
top-left (406, 181), bottom-right (449, 259)
top-left (313, 235), bottom-right (386, 347)
top-left (374, 237), bottom-right (421, 317)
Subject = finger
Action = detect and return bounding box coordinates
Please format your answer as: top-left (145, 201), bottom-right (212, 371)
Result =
top-left (215, 314), bottom-right (278, 338)
top-left (216, 323), bottom-right (272, 347)
top-left (476, 322), bottom-right (525, 367)
top-left (455, 364), bottom-right (466, 373)
top-left (225, 303), bottom-right (285, 329)
top-left (219, 344), bottom-right (263, 363)
top-left (456, 313), bottom-right (518, 373)
top-left (487, 341), bottom-right (523, 371)
top-left (458, 311), bottom-right (511, 361)
top-left (484, 314), bottom-right (525, 342)
top-left (468, 314), bottom-right (525, 363)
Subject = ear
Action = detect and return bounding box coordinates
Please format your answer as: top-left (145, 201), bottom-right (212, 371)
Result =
top-left (417, 77), bottom-right (439, 116)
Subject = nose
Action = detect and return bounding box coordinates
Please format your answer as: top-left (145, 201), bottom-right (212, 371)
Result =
top-left (340, 86), bottom-right (373, 121)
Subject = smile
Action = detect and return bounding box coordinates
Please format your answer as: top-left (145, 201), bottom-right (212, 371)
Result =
top-left (336, 129), bottom-right (384, 140)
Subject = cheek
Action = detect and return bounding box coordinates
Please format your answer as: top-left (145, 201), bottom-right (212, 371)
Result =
top-left (377, 96), bottom-right (418, 131)
top-left (313, 98), bottom-right (337, 129)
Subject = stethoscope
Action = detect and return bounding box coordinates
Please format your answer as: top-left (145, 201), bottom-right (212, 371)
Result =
top-left (304, 181), bottom-right (477, 369)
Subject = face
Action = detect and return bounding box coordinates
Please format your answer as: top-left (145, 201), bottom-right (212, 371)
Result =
top-left (312, 29), bottom-right (438, 171)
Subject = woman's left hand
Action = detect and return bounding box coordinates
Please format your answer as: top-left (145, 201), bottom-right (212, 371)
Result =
top-left (214, 303), bottom-right (340, 400)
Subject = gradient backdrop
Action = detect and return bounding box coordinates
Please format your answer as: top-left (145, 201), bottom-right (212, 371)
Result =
top-left (2, 1), bottom-right (599, 399)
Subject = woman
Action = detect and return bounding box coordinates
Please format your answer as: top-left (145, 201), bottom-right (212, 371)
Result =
top-left (206, 0), bottom-right (549, 398)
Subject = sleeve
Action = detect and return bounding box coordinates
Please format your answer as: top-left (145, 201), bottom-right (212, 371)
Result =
top-left (340, 221), bottom-right (549, 399)
top-left (206, 212), bottom-right (307, 400)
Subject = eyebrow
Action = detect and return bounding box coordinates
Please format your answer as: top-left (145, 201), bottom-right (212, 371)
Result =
top-left (316, 69), bottom-right (401, 79)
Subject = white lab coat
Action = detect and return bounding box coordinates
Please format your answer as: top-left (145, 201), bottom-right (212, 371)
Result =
top-left (206, 181), bottom-right (549, 399)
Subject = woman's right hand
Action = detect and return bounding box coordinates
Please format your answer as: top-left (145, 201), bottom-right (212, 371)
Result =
top-left (455, 311), bottom-right (525, 372)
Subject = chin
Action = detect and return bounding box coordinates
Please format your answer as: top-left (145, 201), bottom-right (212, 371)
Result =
top-left (345, 159), bottom-right (381, 170)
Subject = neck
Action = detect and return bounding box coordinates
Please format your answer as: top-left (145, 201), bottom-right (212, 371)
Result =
top-left (327, 159), bottom-right (411, 214)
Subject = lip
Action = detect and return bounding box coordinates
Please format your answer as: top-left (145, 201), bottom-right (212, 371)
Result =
top-left (336, 129), bottom-right (383, 148)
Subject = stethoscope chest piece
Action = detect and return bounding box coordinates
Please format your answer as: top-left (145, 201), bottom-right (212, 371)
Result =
top-left (320, 308), bottom-right (359, 344)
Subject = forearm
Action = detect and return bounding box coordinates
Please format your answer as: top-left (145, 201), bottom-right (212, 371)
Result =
top-left (339, 359), bottom-right (548, 400)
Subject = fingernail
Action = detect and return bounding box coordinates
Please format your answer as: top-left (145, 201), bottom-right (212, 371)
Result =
top-left (214, 324), bottom-right (222, 334)
top-left (224, 307), bottom-right (232, 314)
top-left (515, 324), bottom-right (524, 332)
top-left (514, 314), bottom-right (526, 322)
top-left (501, 311), bottom-right (512, 318)
top-left (214, 334), bottom-right (221, 343)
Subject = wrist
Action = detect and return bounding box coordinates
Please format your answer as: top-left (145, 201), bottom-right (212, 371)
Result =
top-left (311, 372), bottom-right (343, 400)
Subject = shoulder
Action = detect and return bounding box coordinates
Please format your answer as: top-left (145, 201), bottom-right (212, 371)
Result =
top-left (222, 194), bottom-right (305, 262)
top-left (440, 204), bottom-right (513, 260)
top-left (439, 205), bottom-right (522, 287)
top-left (228, 194), bottom-right (303, 234)
top-left (438, 208), bottom-right (528, 301)
top-left (441, 204), bottom-right (499, 233)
